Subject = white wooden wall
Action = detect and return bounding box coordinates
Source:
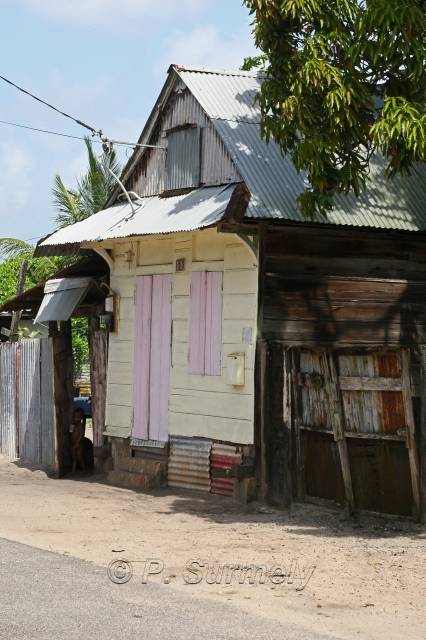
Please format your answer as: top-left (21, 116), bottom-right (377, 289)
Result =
top-left (103, 228), bottom-right (258, 444)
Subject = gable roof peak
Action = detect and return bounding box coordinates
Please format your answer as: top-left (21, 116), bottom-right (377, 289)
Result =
top-left (168, 63), bottom-right (262, 79)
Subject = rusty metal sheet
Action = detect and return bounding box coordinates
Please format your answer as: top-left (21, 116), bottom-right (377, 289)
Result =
top-left (211, 442), bottom-right (243, 497)
top-left (168, 436), bottom-right (212, 492)
top-left (338, 352), bottom-right (406, 434)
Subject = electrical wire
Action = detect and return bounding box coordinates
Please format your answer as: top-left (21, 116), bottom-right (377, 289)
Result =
top-left (0, 119), bottom-right (88, 141)
top-left (0, 118), bottom-right (166, 150)
top-left (0, 73), bottom-right (100, 135)
top-left (0, 73), bottom-right (166, 150)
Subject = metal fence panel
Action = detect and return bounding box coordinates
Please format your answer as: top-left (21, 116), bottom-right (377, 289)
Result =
top-left (0, 338), bottom-right (55, 469)
top-left (0, 343), bottom-right (18, 457)
top-left (19, 339), bottom-right (42, 465)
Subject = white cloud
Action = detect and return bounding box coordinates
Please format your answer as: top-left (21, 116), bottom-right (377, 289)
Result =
top-left (158, 24), bottom-right (256, 73)
top-left (15, 0), bottom-right (211, 29)
top-left (0, 140), bottom-right (33, 218)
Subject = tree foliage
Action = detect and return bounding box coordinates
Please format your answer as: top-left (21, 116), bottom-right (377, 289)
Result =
top-left (243, 0), bottom-right (426, 218)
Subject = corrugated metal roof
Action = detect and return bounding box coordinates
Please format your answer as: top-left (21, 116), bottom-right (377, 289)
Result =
top-left (177, 68), bottom-right (262, 123)
top-left (39, 185), bottom-right (236, 249)
top-left (178, 66), bottom-right (426, 232)
top-left (35, 277), bottom-right (92, 323)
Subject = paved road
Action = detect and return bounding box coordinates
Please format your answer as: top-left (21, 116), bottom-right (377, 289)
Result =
top-left (0, 538), bottom-right (335, 640)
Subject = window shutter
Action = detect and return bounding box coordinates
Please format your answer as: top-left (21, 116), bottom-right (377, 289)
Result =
top-left (189, 271), bottom-right (223, 376)
top-left (205, 271), bottom-right (223, 375)
top-left (189, 271), bottom-right (206, 375)
top-left (132, 276), bottom-right (152, 439)
top-left (165, 127), bottom-right (201, 191)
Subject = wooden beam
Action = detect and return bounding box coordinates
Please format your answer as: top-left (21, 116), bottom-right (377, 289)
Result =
top-left (81, 245), bottom-right (114, 271)
top-left (401, 349), bottom-right (421, 519)
top-left (300, 424), bottom-right (406, 442)
top-left (221, 182), bottom-right (251, 224)
top-left (338, 376), bottom-right (402, 392)
top-left (327, 353), bottom-right (355, 515)
top-left (9, 260), bottom-right (28, 341)
top-left (89, 315), bottom-right (109, 454)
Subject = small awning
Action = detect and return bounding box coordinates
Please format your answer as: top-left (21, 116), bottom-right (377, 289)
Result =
top-left (34, 277), bottom-right (93, 323)
top-left (35, 184), bottom-right (246, 256)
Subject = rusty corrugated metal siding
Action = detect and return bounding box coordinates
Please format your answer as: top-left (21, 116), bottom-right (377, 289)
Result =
top-left (0, 342), bottom-right (18, 457)
top-left (168, 436), bottom-right (212, 492)
top-left (210, 442), bottom-right (242, 497)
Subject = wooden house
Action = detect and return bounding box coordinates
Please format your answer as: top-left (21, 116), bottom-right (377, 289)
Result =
top-left (36, 65), bottom-right (426, 518)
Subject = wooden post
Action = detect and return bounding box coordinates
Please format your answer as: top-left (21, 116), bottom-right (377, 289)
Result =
top-left (327, 353), bottom-right (355, 515)
top-left (291, 349), bottom-right (305, 500)
top-left (254, 223), bottom-right (267, 498)
top-left (9, 260), bottom-right (28, 342)
top-left (255, 340), bottom-right (268, 500)
top-left (51, 320), bottom-right (74, 475)
top-left (401, 349), bottom-right (421, 519)
top-left (419, 345), bottom-right (426, 522)
top-left (88, 314), bottom-right (108, 452)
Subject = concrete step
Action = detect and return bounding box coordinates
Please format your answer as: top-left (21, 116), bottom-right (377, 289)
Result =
top-left (114, 454), bottom-right (168, 481)
top-left (107, 469), bottom-right (157, 492)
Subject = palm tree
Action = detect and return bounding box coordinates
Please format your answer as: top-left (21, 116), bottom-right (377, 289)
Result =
top-left (52, 137), bottom-right (120, 229)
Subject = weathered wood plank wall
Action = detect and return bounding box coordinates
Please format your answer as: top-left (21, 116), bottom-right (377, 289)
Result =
top-left (263, 226), bottom-right (426, 347)
top-left (259, 224), bottom-right (426, 516)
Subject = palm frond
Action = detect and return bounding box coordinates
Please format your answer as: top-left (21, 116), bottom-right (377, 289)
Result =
top-left (0, 238), bottom-right (34, 260)
top-left (52, 175), bottom-right (83, 228)
top-left (52, 136), bottom-right (122, 230)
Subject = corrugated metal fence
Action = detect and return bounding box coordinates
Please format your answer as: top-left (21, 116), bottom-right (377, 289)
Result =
top-left (0, 338), bottom-right (56, 470)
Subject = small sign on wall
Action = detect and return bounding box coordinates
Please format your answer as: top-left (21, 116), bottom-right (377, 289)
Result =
top-left (175, 257), bottom-right (186, 272)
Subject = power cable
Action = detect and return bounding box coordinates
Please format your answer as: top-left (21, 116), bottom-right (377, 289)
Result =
top-left (0, 118), bottom-right (165, 150)
top-left (0, 73), bottom-right (100, 135)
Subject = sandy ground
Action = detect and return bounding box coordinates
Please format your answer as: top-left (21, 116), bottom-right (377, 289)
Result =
top-left (0, 455), bottom-right (424, 640)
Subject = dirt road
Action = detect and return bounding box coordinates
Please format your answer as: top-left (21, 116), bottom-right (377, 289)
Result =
top-left (0, 455), bottom-right (424, 639)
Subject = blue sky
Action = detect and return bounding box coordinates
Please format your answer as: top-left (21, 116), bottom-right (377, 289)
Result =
top-left (0, 1), bottom-right (255, 243)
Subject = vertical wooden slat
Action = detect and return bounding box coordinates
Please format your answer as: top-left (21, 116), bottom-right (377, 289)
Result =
top-left (133, 276), bottom-right (152, 440)
top-left (401, 349), bottom-right (421, 519)
top-left (327, 352), bottom-right (355, 514)
top-left (205, 271), bottom-right (223, 376)
top-left (149, 274), bottom-right (172, 442)
top-left (188, 271), bottom-right (206, 375)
